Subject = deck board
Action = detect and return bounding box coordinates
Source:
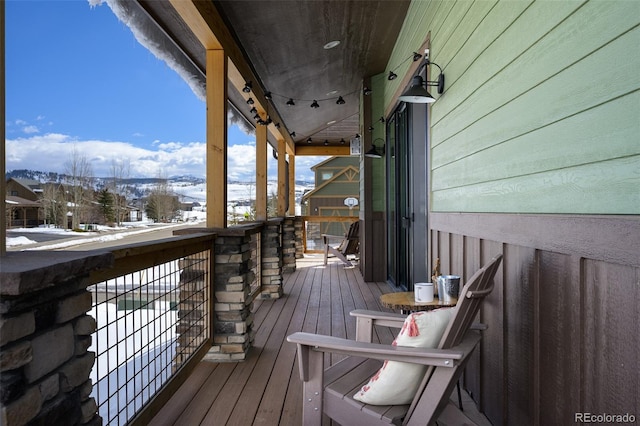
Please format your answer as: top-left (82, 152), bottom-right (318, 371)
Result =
top-left (148, 255), bottom-right (491, 425)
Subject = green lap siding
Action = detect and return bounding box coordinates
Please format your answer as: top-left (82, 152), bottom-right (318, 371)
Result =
top-left (383, 0), bottom-right (640, 214)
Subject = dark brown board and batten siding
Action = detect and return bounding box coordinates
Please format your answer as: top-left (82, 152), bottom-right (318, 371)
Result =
top-left (430, 213), bottom-right (639, 426)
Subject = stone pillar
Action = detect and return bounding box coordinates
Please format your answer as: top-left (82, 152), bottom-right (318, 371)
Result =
top-left (293, 216), bottom-right (304, 259)
top-left (260, 219), bottom-right (283, 300)
top-left (206, 232), bottom-right (255, 361)
top-left (0, 252), bottom-right (112, 426)
top-left (282, 217), bottom-right (297, 273)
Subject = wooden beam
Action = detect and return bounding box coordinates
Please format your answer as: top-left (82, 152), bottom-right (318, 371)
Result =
top-left (191, 1), bottom-right (295, 152)
top-left (255, 124), bottom-right (268, 221)
top-left (288, 154), bottom-right (296, 215)
top-left (1, 2), bottom-right (5, 256)
top-left (277, 139), bottom-right (287, 217)
top-left (294, 145), bottom-right (351, 156)
top-left (168, 0), bottom-right (221, 49)
top-left (206, 49), bottom-right (227, 228)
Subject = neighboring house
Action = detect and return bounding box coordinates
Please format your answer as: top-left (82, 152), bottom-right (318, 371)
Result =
top-left (302, 156), bottom-right (359, 240)
top-left (5, 178), bottom-right (43, 228)
top-left (302, 156), bottom-right (360, 218)
top-left (6, 178), bottom-right (42, 201)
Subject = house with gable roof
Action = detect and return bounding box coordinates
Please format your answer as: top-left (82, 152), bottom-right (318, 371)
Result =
top-left (5, 178), bottom-right (43, 228)
top-left (302, 156), bottom-right (359, 238)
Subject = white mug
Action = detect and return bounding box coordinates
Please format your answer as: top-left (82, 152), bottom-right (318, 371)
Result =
top-left (414, 282), bottom-right (434, 302)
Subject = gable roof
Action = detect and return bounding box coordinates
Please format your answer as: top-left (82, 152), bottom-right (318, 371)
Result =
top-left (8, 178), bottom-right (44, 193)
top-left (311, 156), bottom-right (358, 171)
top-left (302, 165), bottom-right (359, 202)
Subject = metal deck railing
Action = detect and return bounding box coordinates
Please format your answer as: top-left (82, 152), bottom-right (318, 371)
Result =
top-left (87, 233), bottom-right (215, 426)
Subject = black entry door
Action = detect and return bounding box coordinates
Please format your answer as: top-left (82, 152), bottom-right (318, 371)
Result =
top-left (386, 104), bottom-right (412, 288)
top-left (386, 100), bottom-right (430, 290)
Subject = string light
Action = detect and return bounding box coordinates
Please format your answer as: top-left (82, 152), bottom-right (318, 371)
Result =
top-left (241, 50), bottom-right (427, 135)
top-left (386, 51), bottom-right (423, 82)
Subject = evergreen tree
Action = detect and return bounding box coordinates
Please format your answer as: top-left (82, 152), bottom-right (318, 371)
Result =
top-left (97, 188), bottom-right (115, 223)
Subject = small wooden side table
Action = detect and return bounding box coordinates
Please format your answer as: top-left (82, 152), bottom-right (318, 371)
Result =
top-left (380, 291), bottom-right (456, 313)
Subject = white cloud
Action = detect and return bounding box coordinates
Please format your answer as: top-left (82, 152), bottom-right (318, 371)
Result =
top-left (23, 125), bottom-right (39, 134)
top-left (6, 122), bottom-right (320, 181)
top-left (6, 133), bottom-right (207, 178)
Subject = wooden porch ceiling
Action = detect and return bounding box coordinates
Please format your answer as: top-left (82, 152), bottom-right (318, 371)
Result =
top-left (135, 0), bottom-right (410, 155)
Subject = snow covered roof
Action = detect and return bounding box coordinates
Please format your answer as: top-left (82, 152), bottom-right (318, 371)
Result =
top-left (5, 196), bottom-right (41, 207)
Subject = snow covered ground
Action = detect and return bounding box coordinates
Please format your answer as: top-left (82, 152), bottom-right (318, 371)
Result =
top-left (90, 300), bottom-right (178, 425)
top-left (6, 219), bottom-right (203, 250)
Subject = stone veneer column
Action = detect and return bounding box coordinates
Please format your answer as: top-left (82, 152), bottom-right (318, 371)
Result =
top-left (293, 217), bottom-right (304, 260)
top-left (206, 229), bottom-right (255, 361)
top-left (259, 219), bottom-right (283, 300)
top-left (0, 252), bottom-right (112, 426)
top-left (281, 217), bottom-right (297, 274)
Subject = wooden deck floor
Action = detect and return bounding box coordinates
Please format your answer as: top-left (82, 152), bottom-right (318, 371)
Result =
top-left (148, 255), bottom-right (490, 426)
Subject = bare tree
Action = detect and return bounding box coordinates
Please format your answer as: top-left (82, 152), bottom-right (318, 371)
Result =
top-left (146, 174), bottom-right (180, 223)
top-left (64, 146), bottom-right (94, 229)
top-left (40, 183), bottom-right (67, 228)
top-left (110, 158), bottom-right (131, 225)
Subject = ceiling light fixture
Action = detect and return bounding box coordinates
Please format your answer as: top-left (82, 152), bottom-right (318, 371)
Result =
top-left (310, 100), bottom-right (320, 108)
top-left (388, 71), bottom-right (397, 81)
top-left (399, 50), bottom-right (445, 103)
top-left (323, 40), bottom-right (341, 49)
top-left (324, 140), bottom-right (329, 146)
top-left (307, 137), bottom-right (312, 144)
top-left (336, 96), bottom-right (345, 105)
top-left (243, 81), bottom-right (252, 93)
top-left (246, 97), bottom-right (254, 105)
top-left (365, 138), bottom-right (386, 159)
top-left (286, 98), bottom-right (295, 106)
top-left (363, 87), bottom-right (372, 96)
top-left (264, 92), bottom-right (272, 100)
top-left (249, 107), bottom-right (257, 114)
top-left (412, 52), bottom-right (423, 62)
top-left (340, 138), bottom-right (346, 145)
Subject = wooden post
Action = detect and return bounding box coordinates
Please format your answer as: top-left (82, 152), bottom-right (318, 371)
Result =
top-left (288, 153), bottom-right (295, 216)
top-left (206, 49), bottom-right (227, 228)
top-left (255, 124), bottom-right (268, 221)
top-left (1, 1), bottom-right (6, 256)
top-left (277, 139), bottom-right (287, 217)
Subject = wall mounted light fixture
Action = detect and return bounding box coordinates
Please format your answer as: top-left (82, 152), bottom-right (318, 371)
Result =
top-left (398, 50), bottom-right (445, 103)
top-left (365, 138), bottom-right (386, 159)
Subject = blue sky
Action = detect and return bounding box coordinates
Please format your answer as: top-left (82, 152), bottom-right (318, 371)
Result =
top-left (5, 0), bottom-right (320, 181)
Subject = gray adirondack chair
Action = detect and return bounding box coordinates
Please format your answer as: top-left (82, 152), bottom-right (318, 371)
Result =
top-left (322, 220), bottom-right (360, 267)
top-left (287, 253), bottom-right (502, 426)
